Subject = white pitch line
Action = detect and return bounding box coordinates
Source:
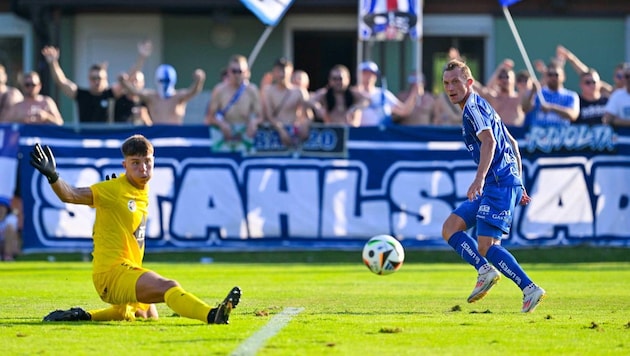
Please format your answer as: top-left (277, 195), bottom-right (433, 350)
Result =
top-left (231, 307), bottom-right (304, 356)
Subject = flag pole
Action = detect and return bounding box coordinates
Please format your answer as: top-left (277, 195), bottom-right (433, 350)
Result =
top-left (415, 0), bottom-right (424, 97)
top-left (502, 5), bottom-right (546, 104)
top-left (248, 25), bottom-right (275, 69)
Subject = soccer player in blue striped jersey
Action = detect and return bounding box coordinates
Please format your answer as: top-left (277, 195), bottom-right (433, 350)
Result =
top-left (440, 59), bottom-right (546, 313)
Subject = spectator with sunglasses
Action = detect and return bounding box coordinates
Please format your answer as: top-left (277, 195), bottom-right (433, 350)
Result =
top-left (602, 63), bottom-right (630, 127)
top-left (556, 45), bottom-right (616, 97)
top-left (42, 46), bottom-right (123, 123)
top-left (308, 64), bottom-right (365, 126)
top-left (473, 58), bottom-right (525, 127)
top-left (4, 71), bottom-right (63, 125)
top-left (522, 62), bottom-right (579, 127)
top-left (205, 54), bottom-right (262, 141)
top-left (574, 69), bottom-right (608, 125)
top-left (42, 43), bottom-right (151, 124)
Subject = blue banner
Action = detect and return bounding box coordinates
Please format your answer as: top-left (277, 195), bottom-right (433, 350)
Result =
top-left (15, 124), bottom-right (630, 252)
top-left (0, 124), bottom-right (19, 205)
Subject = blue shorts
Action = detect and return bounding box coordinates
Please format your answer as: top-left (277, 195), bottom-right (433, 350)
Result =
top-left (453, 185), bottom-right (523, 239)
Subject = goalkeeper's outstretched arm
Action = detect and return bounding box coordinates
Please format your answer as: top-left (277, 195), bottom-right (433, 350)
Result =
top-left (29, 143), bottom-right (94, 205)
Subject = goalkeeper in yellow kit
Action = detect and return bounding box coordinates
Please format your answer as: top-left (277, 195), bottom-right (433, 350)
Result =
top-left (30, 134), bottom-right (241, 323)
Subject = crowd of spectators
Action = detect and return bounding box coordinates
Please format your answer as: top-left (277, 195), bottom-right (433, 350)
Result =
top-left (1, 43), bottom-right (628, 133)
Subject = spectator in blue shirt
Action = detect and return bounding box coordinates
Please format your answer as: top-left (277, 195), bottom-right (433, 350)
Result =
top-left (522, 62), bottom-right (579, 127)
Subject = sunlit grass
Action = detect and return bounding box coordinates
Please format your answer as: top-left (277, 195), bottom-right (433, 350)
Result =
top-left (1, 249), bottom-right (629, 355)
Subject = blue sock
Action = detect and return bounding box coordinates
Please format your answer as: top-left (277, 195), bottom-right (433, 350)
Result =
top-left (447, 231), bottom-right (488, 271)
top-left (486, 245), bottom-right (533, 290)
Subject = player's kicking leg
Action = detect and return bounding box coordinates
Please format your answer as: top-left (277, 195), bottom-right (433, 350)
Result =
top-left (207, 286), bottom-right (242, 324)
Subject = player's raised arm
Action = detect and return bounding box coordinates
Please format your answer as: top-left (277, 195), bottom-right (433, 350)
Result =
top-left (29, 143), bottom-right (94, 205)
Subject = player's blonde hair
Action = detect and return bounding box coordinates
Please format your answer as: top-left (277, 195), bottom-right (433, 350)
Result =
top-left (443, 59), bottom-right (472, 80)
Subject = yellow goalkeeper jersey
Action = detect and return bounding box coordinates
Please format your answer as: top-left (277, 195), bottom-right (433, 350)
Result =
top-left (90, 174), bottom-right (148, 274)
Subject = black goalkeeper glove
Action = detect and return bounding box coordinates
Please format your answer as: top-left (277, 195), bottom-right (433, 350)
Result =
top-left (29, 143), bottom-right (59, 184)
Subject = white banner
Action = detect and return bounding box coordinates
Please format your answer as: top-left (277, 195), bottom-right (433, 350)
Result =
top-left (241, 0), bottom-right (295, 26)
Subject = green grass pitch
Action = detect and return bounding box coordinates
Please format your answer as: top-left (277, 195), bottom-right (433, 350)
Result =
top-left (1, 248), bottom-right (629, 355)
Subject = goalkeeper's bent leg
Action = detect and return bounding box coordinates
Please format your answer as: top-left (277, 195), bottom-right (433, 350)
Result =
top-left (164, 286), bottom-right (212, 323)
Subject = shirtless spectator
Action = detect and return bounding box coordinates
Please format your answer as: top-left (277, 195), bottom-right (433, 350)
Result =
top-left (119, 64), bottom-right (205, 125)
top-left (291, 70), bottom-right (311, 94)
top-left (0, 64), bottom-right (24, 121)
top-left (474, 59), bottom-right (525, 127)
top-left (262, 58), bottom-right (310, 147)
top-left (433, 90), bottom-right (462, 126)
top-left (433, 47), bottom-right (464, 126)
top-left (114, 40), bottom-right (153, 125)
top-left (309, 64), bottom-right (364, 126)
top-left (291, 69), bottom-right (316, 122)
top-left (5, 71), bottom-right (63, 125)
top-left (396, 72), bottom-right (435, 125)
top-left (205, 55), bottom-right (262, 141)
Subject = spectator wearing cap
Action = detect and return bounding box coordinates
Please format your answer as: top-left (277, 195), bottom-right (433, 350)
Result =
top-left (356, 61), bottom-right (419, 127)
top-left (0, 199), bottom-right (19, 261)
top-left (602, 63), bottom-right (630, 127)
top-left (395, 72), bottom-right (435, 125)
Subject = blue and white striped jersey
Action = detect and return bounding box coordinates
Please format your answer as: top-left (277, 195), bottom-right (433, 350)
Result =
top-left (461, 92), bottom-right (522, 187)
top-left (531, 87), bottom-right (579, 126)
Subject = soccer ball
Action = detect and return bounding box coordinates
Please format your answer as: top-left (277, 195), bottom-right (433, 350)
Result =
top-left (362, 234), bottom-right (405, 275)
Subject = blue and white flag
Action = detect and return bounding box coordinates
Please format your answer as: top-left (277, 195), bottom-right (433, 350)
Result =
top-left (241, 0), bottom-right (295, 27)
top-left (499, 0), bottom-right (522, 6)
top-left (359, 0), bottom-right (421, 41)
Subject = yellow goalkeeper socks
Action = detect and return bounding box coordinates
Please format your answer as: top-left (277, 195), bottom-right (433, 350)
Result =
top-left (164, 286), bottom-right (212, 323)
top-left (89, 305), bottom-right (134, 321)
